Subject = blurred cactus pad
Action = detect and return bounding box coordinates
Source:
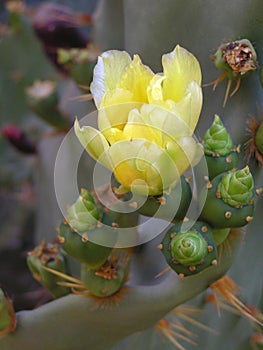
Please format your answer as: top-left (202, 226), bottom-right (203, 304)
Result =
top-left (0, 1), bottom-right (263, 350)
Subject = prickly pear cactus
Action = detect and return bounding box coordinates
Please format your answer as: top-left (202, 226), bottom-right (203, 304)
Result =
top-left (1, 1), bottom-right (263, 350)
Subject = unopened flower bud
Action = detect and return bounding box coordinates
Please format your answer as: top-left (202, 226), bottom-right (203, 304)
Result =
top-left (218, 166), bottom-right (254, 207)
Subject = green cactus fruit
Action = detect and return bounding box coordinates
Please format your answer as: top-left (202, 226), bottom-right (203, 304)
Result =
top-left (255, 122), bottom-right (263, 155)
top-left (67, 189), bottom-right (102, 233)
top-left (57, 48), bottom-right (97, 91)
top-left (161, 221), bottom-right (217, 277)
top-left (25, 80), bottom-right (70, 130)
top-left (58, 222), bottom-right (112, 269)
top-left (27, 241), bottom-right (70, 298)
top-left (81, 251), bottom-right (130, 297)
top-left (200, 167), bottom-right (255, 228)
top-left (137, 176), bottom-right (192, 222)
top-left (0, 289), bottom-right (16, 337)
top-left (203, 115), bottom-right (239, 179)
top-left (211, 228), bottom-right (231, 245)
top-left (213, 39), bottom-right (257, 80)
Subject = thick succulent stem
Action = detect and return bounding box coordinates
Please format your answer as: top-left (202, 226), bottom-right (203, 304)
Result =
top-left (0, 229), bottom-right (242, 350)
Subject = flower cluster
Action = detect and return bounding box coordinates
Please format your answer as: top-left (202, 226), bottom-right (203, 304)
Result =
top-left (75, 46), bottom-right (203, 195)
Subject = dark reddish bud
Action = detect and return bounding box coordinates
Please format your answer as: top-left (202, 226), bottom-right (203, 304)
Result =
top-left (2, 124), bottom-right (37, 155)
top-left (31, 2), bottom-right (90, 72)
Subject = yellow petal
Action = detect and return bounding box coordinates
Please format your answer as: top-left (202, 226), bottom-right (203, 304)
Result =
top-left (147, 74), bottom-right (165, 103)
top-left (90, 50), bottom-right (131, 108)
top-left (108, 139), bottom-right (146, 192)
top-left (162, 45), bottom-right (202, 102)
top-left (166, 136), bottom-right (203, 175)
top-left (108, 139), bottom-right (179, 195)
top-left (170, 81), bottom-right (203, 132)
top-left (74, 119), bottom-right (111, 168)
top-left (122, 108), bottom-right (162, 145)
top-left (118, 54), bottom-right (154, 103)
top-left (103, 127), bottom-right (126, 145)
top-left (135, 141), bottom-right (178, 193)
top-left (98, 101), bottom-right (143, 132)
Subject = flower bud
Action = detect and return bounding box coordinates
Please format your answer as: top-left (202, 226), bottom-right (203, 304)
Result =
top-left (203, 115), bottom-right (239, 179)
top-left (161, 221), bottom-right (217, 277)
top-left (200, 168), bottom-right (255, 228)
top-left (27, 241), bottom-right (70, 298)
top-left (218, 166), bottom-right (254, 207)
top-left (204, 115), bottom-right (232, 156)
top-left (67, 189), bottom-right (102, 232)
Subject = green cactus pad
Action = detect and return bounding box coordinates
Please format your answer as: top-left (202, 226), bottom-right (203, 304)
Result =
top-left (200, 170), bottom-right (255, 228)
top-left (67, 189), bottom-right (102, 232)
top-left (58, 222), bottom-right (112, 269)
top-left (27, 241), bottom-right (70, 298)
top-left (161, 221), bottom-right (217, 277)
top-left (81, 252), bottom-right (130, 297)
top-left (137, 176), bottom-right (192, 222)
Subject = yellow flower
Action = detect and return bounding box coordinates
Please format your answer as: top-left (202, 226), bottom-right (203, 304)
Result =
top-left (75, 45), bottom-right (203, 195)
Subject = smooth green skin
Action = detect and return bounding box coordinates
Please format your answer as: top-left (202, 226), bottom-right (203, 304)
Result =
top-left (212, 227), bottom-right (231, 245)
top-left (162, 221), bottom-right (217, 276)
top-left (201, 173), bottom-right (255, 228)
top-left (205, 151), bottom-right (239, 180)
top-left (59, 222), bottom-right (112, 270)
top-left (0, 230), bottom-right (241, 350)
